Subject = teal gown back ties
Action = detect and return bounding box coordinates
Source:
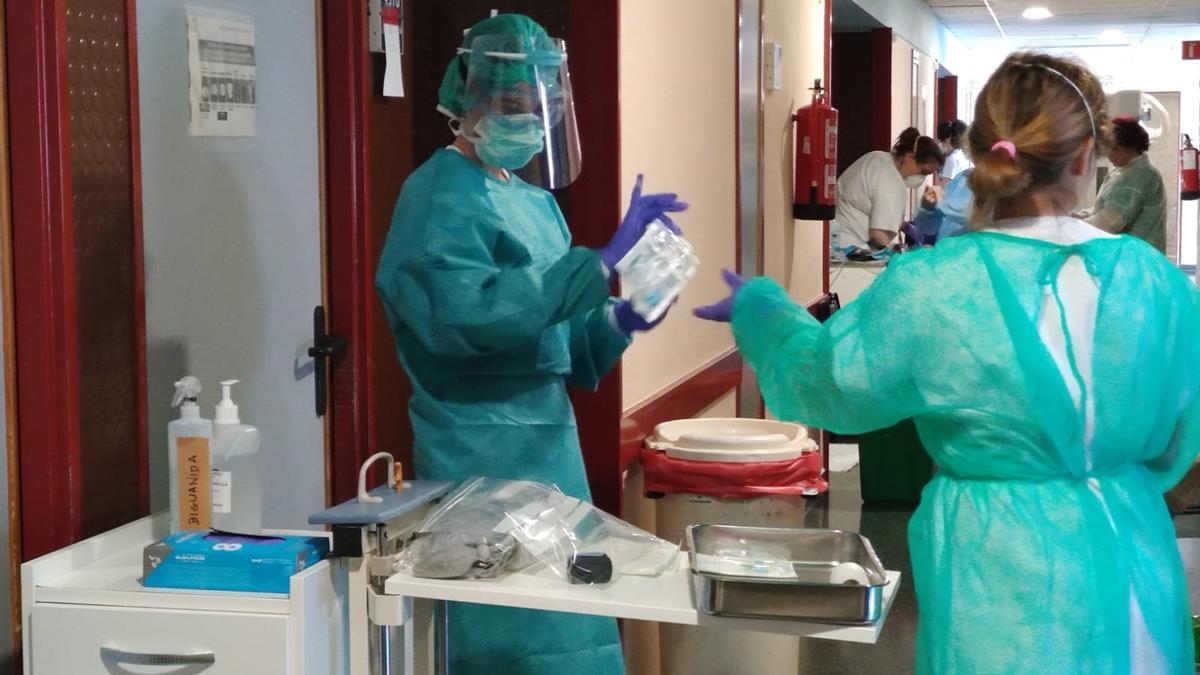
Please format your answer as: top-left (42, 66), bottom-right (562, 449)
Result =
top-left (376, 148), bottom-right (631, 675)
top-left (731, 232), bottom-right (1200, 674)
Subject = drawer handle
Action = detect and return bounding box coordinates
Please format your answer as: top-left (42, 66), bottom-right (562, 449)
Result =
top-left (100, 646), bottom-right (215, 666)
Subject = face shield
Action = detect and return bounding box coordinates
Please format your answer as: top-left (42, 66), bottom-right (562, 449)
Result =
top-left (459, 33), bottom-right (581, 190)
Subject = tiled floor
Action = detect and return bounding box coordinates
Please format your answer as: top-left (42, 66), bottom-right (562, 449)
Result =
top-left (797, 467), bottom-right (919, 675)
top-left (803, 470), bottom-right (1200, 675)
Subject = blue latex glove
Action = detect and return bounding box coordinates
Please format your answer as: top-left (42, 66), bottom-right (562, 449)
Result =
top-left (693, 269), bottom-right (747, 323)
top-left (899, 220), bottom-right (925, 248)
top-left (598, 174), bottom-right (689, 271)
top-left (613, 299), bottom-right (671, 335)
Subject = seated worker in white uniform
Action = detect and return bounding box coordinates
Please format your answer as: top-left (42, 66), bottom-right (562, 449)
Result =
top-left (832, 127), bottom-right (944, 252)
top-left (937, 119), bottom-right (972, 181)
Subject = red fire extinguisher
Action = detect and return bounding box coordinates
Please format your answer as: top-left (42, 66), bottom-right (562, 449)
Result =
top-left (1183, 134), bottom-right (1200, 201)
top-left (793, 79), bottom-right (838, 220)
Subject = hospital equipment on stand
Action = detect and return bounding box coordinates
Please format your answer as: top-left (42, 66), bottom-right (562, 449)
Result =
top-left (310, 453), bottom-right (901, 675)
top-left (309, 452), bottom-right (455, 675)
top-left (21, 450), bottom-right (902, 675)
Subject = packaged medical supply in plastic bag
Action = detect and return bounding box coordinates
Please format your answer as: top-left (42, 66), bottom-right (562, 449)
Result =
top-left (398, 477), bottom-right (679, 582)
top-left (404, 532), bottom-right (521, 580)
top-left (615, 219), bottom-right (699, 323)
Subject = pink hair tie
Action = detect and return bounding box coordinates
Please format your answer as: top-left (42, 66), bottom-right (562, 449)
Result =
top-left (991, 140), bottom-right (1017, 158)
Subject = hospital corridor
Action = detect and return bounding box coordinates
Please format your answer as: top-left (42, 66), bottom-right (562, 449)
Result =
top-left (0, 0), bottom-right (1199, 673)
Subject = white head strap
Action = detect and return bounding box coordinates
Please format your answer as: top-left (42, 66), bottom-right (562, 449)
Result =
top-left (1037, 64), bottom-right (1097, 140)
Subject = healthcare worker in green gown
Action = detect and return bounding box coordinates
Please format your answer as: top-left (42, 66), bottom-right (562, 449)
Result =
top-left (1076, 115), bottom-right (1168, 253)
top-left (376, 14), bottom-right (685, 675)
top-left (698, 52), bottom-right (1200, 674)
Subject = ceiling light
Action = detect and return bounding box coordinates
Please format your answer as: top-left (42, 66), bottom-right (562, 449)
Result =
top-left (1022, 7), bottom-right (1053, 20)
top-left (1097, 29), bottom-right (1129, 44)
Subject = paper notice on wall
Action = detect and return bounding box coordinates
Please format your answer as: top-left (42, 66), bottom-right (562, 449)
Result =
top-left (382, 6), bottom-right (404, 97)
top-left (187, 6), bottom-right (256, 137)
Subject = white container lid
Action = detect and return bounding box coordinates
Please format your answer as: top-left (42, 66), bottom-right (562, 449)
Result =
top-left (646, 418), bottom-right (818, 463)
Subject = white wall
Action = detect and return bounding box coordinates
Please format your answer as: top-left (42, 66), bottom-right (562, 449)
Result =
top-left (617, 2), bottom-right (827, 669)
top-left (843, 0), bottom-right (971, 77)
top-left (966, 41), bottom-right (1200, 266)
top-left (919, 48), bottom-right (936, 133)
top-left (137, 0), bottom-right (325, 529)
top-left (887, 36), bottom-right (938, 138)
top-left (1148, 91), bottom-right (1183, 263)
top-left (619, 0), bottom-right (833, 404)
top-left (619, 0), bottom-right (739, 411)
top-left (1058, 44), bottom-right (1198, 266)
top-left (762, 0), bottom-right (828, 303)
top-left (892, 36), bottom-right (914, 141)
top-left (965, 42), bottom-right (1199, 139)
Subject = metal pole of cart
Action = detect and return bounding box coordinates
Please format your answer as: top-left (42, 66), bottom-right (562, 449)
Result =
top-left (367, 522), bottom-right (409, 675)
top-left (369, 621), bottom-right (397, 675)
top-left (433, 599), bottom-right (450, 675)
top-left (308, 478), bottom-right (459, 675)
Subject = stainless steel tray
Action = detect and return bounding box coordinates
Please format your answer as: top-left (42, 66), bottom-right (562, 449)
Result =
top-left (686, 524), bottom-right (889, 625)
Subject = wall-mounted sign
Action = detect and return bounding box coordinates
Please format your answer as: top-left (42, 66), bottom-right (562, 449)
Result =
top-left (188, 7), bottom-right (256, 137)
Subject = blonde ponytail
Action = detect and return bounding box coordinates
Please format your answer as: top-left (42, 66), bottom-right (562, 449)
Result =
top-left (966, 53), bottom-right (1111, 226)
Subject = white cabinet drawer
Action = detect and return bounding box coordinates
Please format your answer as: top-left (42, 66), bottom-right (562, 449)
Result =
top-left (31, 603), bottom-right (288, 674)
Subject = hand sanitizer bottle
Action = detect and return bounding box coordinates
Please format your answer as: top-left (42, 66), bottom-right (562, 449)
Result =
top-left (211, 379), bottom-right (263, 534)
top-left (168, 377), bottom-right (214, 532)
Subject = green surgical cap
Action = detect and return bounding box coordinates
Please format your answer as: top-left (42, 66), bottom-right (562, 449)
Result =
top-left (437, 13), bottom-right (556, 119)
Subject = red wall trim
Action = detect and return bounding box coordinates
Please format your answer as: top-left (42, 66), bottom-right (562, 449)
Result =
top-left (937, 74), bottom-right (958, 127)
top-left (619, 352), bottom-right (744, 473)
top-left (620, 290), bottom-right (836, 478)
top-left (0, 0), bottom-right (23, 648)
top-left (321, 2), bottom-right (373, 506)
top-left (7, 0), bottom-right (84, 558)
top-left (870, 28), bottom-right (893, 151)
top-left (567, 0), bottom-right (623, 517)
top-left (126, 0), bottom-right (149, 516)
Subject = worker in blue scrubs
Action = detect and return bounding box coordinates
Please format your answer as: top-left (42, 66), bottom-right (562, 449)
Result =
top-left (914, 169), bottom-right (974, 244)
top-left (375, 14), bottom-right (685, 675)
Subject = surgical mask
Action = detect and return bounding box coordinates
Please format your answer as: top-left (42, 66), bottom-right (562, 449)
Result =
top-left (904, 174), bottom-right (927, 189)
top-left (471, 112), bottom-right (546, 170)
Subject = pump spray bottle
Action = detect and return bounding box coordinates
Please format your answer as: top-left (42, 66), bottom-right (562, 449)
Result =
top-left (168, 377), bottom-right (214, 532)
top-left (211, 380), bottom-right (263, 534)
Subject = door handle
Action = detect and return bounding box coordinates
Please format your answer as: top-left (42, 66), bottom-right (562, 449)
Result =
top-left (100, 646), bottom-right (215, 666)
top-left (308, 305), bottom-right (347, 417)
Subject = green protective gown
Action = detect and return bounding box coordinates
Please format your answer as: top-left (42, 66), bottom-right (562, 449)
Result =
top-left (376, 148), bottom-right (630, 675)
top-left (1094, 154), bottom-right (1168, 252)
top-left (731, 232), bottom-right (1200, 674)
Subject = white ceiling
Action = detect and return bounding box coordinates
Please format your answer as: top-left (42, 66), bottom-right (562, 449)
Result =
top-left (924, 0), bottom-right (1200, 48)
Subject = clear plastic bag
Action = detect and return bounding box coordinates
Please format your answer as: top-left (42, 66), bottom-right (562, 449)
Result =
top-left (397, 477), bottom-right (679, 582)
top-left (693, 539), bottom-right (798, 580)
top-left (615, 220), bottom-right (699, 323)
top-left (403, 532), bottom-right (521, 580)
